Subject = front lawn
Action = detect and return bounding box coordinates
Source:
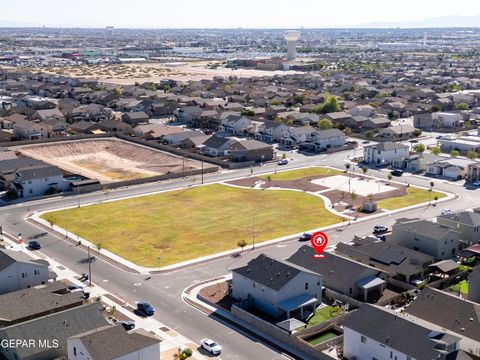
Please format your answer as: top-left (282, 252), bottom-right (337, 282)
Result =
top-left (42, 184), bottom-right (344, 267)
top-left (377, 187), bottom-right (446, 211)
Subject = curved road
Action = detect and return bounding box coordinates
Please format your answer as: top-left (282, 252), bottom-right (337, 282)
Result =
top-left (0, 149), bottom-right (477, 360)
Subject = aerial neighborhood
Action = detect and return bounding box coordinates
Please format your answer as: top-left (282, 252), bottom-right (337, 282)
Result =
top-left (0, 11), bottom-right (480, 360)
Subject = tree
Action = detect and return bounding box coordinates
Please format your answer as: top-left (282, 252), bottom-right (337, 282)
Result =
top-left (387, 174), bottom-right (393, 183)
top-left (321, 94), bottom-right (341, 114)
top-left (343, 127), bottom-right (352, 136)
top-left (350, 190), bottom-right (357, 207)
top-left (344, 162), bottom-right (351, 174)
top-left (464, 120), bottom-right (473, 130)
top-left (413, 143), bottom-right (426, 153)
top-left (450, 149), bottom-right (460, 158)
top-left (431, 146), bottom-right (441, 156)
top-left (467, 150), bottom-right (478, 160)
top-left (456, 102), bottom-right (469, 111)
top-left (286, 119), bottom-right (294, 125)
top-left (148, 83), bottom-right (157, 91)
top-left (430, 181), bottom-right (435, 191)
top-left (318, 118), bottom-right (333, 130)
top-left (113, 88), bottom-right (122, 97)
top-left (237, 239), bottom-right (247, 252)
top-left (102, 186), bottom-right (109, 200)
top-left (430, 104), bottom-right (441, 112)
top-left (365, 130), bottom-right (374, 139)
top-left (45, 214), bottom-right (56, 227)
top-left (241, 109), bottom-right (255, 117)
top-left (413, 129), bottom-right (422, 137)
top-left (271, 99), bottom-right (281, 106)
top-left (95, 241), bottom-right (103, 253)
top-left (367, 193), bottom-right (374, 201)
top-left (266, 175), bottom-right (272, 188)
top-left (362, 166), bottom-right (368, 177)
top-left (174, 348), bottom-right (193, 360)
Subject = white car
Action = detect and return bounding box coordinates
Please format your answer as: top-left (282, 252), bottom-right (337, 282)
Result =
top-left (441, 208), bottom-right (453, 215)
top-left (473, 181), bottom-right (480, 186)
top-left (201, 338), bottom-right (222, 356)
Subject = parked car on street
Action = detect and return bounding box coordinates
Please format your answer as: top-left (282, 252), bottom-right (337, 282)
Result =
top-left (28, 240), bottom-right (41, 250)
top-left (137, 302), bottom-right (155, 316)
top-left (201, 338), bottom-right (222, 356)
top-left (441, 208), bottom-right (453, 215)
top-left (373, 225), bottom-right (388, 234)
top-left (390, 169), bottom-right (403, 177)
top-left (278, 159), bottom-right (289, 165)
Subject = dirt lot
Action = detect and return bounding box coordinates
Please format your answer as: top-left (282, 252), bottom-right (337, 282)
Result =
top-left (18, 138), bottom-right (206, 183)
top-left (23, 61), bottom-right (300, 85)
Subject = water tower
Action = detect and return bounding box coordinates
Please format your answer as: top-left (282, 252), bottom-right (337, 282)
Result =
top-left (284, 30), bottom-right (301, 61)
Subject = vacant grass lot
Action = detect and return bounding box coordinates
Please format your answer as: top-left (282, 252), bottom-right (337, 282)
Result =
top-left (261, 167), bottom-right (343, 181)
top-left (42, 184), bottom-right (344, 267)
top-left (377, 187), bottom-right (446, 210)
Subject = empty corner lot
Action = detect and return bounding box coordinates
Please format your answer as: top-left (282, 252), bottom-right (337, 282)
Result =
top-left (18, 138), bottom-right (206, 183)
top-left (41, 184), bottom-right (345, 267)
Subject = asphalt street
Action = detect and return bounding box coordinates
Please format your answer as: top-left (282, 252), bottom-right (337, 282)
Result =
top-left (0, 146), bottom-right (478, 360)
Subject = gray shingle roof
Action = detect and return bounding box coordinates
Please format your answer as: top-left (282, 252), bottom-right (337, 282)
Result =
top-left (0, 250), bottom-right (16, 271)
top-left (393, 218), bottom-right (460, 241)
top-left (368, 141), bottom-right (409, 151)
top-left (344, 304), bottom-right (462, 360)
top-left (71, 324), bottom-right (160, 360)
top-left (287, 245), bottom-right (383, 291)
top-left (0, 302), bottom-right (108, 359)
top-left (16, 164), bottom-right (63, 181)
top-left (232, 253), bottom-right (315, 291)
top-left (405, 287), bottom-right (480, 342)
top-left (439, 211), bottom-right (480, 227)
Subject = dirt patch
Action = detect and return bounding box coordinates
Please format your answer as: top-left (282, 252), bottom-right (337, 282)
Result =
top-left (199, 281), bottom-right (237, 311)
top-left (17, 138), bottom-right (205, 183)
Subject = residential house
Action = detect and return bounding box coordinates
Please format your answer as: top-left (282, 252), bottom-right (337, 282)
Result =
top-left (231, 254), bottom-right (322, 319)
top-left (439, 137), bottom-right (480, 154)
top-left (0, 281), bottom-right (85, 327)
top-left (405, 287), bottom-right (480, 354)
top-left (300, 129), bottom-right (346, 152)
top-left (163, 131), bottom-right (210, 147)
top-left (133, 124), bottom-right (183, 140)
top-left (390, 218), bottom-right (461, 260)
top-left (343, 304), bottom-right (469, 360)
top-left (219, 115), bottom-right (252, 136)
top-left (13, 120), bottom-right (48, 140)
top-left (363, 142), bottom-right (409, 166)
top-left (287, 246), bottom-right (387, 302)
top-left (69, 120), bottom-right (100, 134)
top-left (336, 236), bottom-right (435, 283)
top-left (378, 125), bottom-right (416, 140)
top-left (426, 158), bottom-right (475, 180)
top-left (31, 108), bottom-right (65, 122)
top-left (97, 119), bottom-right (132, 133)
top-left (121, 111), bottom-right (150, 126)
top-left (255, 121), bottom-right (290, 143)
top-left (67, 325), bottom-right (161, 360)
top-left (200, 135), bottom-right (237, 157)
top-left (0, 303), bottom-right (108, 360)
top-left (361, 117), bottom-right (391, 130)
top-left (12, 164), bottom-right (68, 198)
top-left (325, 112), bottom-right (355, 128)
top-left (437, 210), bottom-right (480, 246)
top-left (0, 249), bottom-right (50, 295)
top-left (392, 152), bottom-right (442, 173)
top-left (42, 118), bottom-right (69, 135)
top-left (0, 157), bottom-right (44, 190)
top-left (228, 139), bottom-right (274, 163)
top-left (348, 104), bottom-right (375, 118)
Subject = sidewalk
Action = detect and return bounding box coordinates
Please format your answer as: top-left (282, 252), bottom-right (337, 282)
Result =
top-left (1, 233), bottom-right (210, 360)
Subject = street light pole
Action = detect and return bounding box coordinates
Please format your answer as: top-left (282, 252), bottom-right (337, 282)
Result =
top-left (201, 159), bottom-right (204, 184)
top-left (252, 215), bottom-right (255, 250)
top-left (77, 184), bottom-right (80, 208)
top-left (87, 246), bottom-right (92, 287)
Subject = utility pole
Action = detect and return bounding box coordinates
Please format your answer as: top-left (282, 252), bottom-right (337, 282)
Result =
top-left (182, 157), bottom-right (185, 178)
top-left (201, 159), bottom-right (204, 184)
top-left (77, 184), bottom-right (80, 208)
top-left (88, 246), bottom-right (92, 287)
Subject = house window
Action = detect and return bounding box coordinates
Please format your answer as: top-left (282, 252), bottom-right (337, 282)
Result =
top-left (317, 281), bottom-right (321, 286)
top-left (34, 270), bottom-right (40, 275)
top-left (349, 287), bottom-right (353, 294)
top-left (390, 352), bottom-right (393, 358)
top-left (305, 282), bottom-right (309, 290)
top-left (22, 272), bottom-right (27, 278)
top-left (73, 347), bottom-right (76, 356)
top-left (28, 180), bottom-right (32, 184)
top-left (29, 189), bottom-right (33, 194)
top-left (252, 282), bottom-right (255, 288)
top-left (361, 335), bottom-right (367, 344)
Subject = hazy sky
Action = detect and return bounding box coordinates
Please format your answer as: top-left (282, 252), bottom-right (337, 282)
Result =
top-left (1, 0), bottom-right (480, 28)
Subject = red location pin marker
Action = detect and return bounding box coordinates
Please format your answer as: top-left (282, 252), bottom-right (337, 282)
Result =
top-left (311, 231), bottom-right (328, 258)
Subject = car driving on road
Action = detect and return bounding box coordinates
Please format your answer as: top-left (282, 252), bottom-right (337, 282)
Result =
top-left (28, 240), bottom-right (41, 250)
top-left (299, 232), bottom-right (312, 241)
top-left (201, 338), bottom-right (222, 356)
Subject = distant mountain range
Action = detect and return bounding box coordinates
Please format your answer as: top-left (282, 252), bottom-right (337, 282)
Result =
top-left (356, 14), bottom-right (480, 28)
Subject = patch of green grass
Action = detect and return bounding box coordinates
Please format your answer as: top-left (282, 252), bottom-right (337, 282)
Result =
top-left (459, 265), bottom-right (472, 272)
top-left (450, 280), bottom-right (468, 295)
top-left (377, 187), bottom-right (446, 211)
top-left (42, 184), bottom-right (344, 267)
top-left (261, 167), bottom-right (343, 181)
top-left (306, 331), bottom-right (339, 346)
top-left (306, 306), bottom-right (339, 327)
